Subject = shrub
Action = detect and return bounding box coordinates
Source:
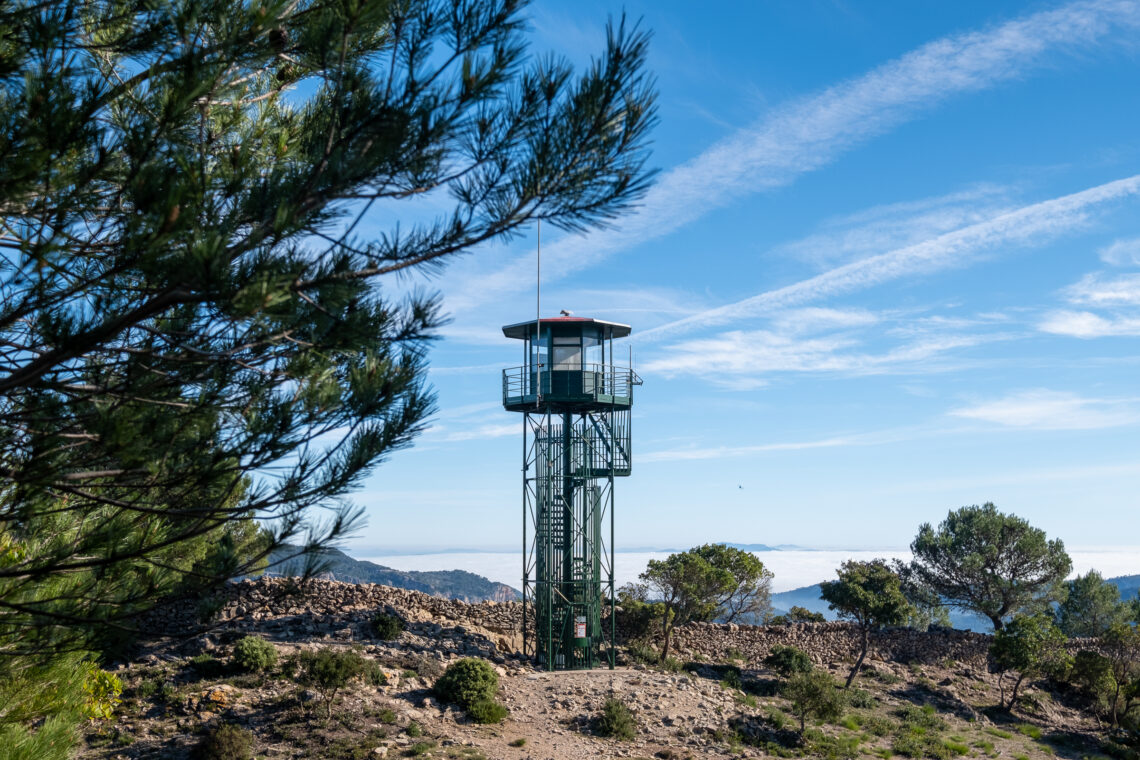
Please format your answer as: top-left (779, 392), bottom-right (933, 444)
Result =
top-left (597, 697), bottom-right (636, 740)
top-left (783, 670), bottom-right (843, 735)
top-left (407, 741), bottom-right (436, 756)
top-left (847, 688), bottom-right (875, 709)
top-left (433, 659), bottom-right (499, 710)
top-left (364, 660), bottom-right (388, 687)
top-left (189, 653), bottom-right (226, 677)
top-left (406, 721), bottom-right (423, 737)
top-left (231, 636), bottom-right (277, 672)
top-left (625, 641), bottom-right (658, 665)
top-left (371, 612), bottom-right (406, 640)
top-left (467, 699), bottom-right (508, 724)
top-left (764, 645), bottom-right (813, 678)
top-left (896, 703), bottom-right (945, 731)
top-left (297, 648), bottom-right (367, 719)
top-left (720, 665), bottom-right (743, 690)
top-left (509, 738), bottom-right (526, 747)
top-left (377, 708), bottom-right (397, 724)
top-left (194, 723), bottom-right (253, 760)
top-left (81, 665), bottom-right (123, 721)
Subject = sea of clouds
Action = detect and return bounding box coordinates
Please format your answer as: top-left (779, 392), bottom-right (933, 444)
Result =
top-left (360, 547), bottom-right (1140, 594)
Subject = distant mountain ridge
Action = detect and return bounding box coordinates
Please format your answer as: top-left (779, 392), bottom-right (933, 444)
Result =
top-left (264, 545), bottom-right (521, 603)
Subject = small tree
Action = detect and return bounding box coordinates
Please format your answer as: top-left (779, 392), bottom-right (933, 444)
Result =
top-left (820, 559), bottom-right (913, 688)
top-left (691, 544), bottom-right (774, 623)
top-left (989, 614), bottom-right (1071, 710)
top-left (783, 669), bottom-right (844, 735)
top-left (1101, 621), bottom-right (1140, 727)
top-left (908, 503), bottom-right (1071, 630)
top-left (640, 550), bottom-right (734, 663)
top-left (297, 649), bottom-right (367, 719)
top-left (1056, 570), bottom-right (1128, 638)
top-left (1069, 650), bottom-right (1116, 720)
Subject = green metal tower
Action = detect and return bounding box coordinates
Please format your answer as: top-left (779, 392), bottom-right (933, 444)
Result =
top-left (502, 317), bottom-right (640, 670)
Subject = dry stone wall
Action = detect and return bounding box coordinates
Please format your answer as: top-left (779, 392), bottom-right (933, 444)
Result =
top-left (671, 621), bottom-right (994, 669)
top-left (141, 578), bottom-right (1101, 671)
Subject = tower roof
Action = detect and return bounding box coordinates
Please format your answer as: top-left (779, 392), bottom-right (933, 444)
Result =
top-left (501, 317), bottom-right (631, 340)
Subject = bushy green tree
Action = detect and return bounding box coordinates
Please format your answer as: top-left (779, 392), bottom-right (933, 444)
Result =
top-left (908, 504), bottom-right (1071, 631)
top-left (1056, 570), bottom-right (1128, 638)
top-left (690, 543), bottom-right (774, 623)
top-left (640, 549), bottom-right (734, 663)
top-left (783, 669), bottom-right (844, 735)
top-left (820, 559), bottom-right (913, 688)
top-left (989, 614), bottom-right (1071, 710)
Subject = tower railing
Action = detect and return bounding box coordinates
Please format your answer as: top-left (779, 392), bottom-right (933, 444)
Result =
top-left (502, 364), bottom-right (640, 408)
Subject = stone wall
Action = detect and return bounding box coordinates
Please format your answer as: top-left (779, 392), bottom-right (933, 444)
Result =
top-left (141, 577), bottom-right (1101, 671)
top-left (671, 621), bottom-right (995, 669)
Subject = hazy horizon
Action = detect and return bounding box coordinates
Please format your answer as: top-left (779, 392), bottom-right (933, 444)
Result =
top-left (353, 545), bottom-right (1140, 595)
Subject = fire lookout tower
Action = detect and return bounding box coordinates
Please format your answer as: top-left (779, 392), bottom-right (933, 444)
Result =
top-left (502, 316), bottom-right (641, 670)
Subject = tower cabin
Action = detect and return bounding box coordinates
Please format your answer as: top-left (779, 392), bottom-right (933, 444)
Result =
top-left (501, 317), bottom-right (634, 412)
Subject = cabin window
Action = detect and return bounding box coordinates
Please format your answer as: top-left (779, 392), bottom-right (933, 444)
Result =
top-left (552, 336), bottom-right (581, 370)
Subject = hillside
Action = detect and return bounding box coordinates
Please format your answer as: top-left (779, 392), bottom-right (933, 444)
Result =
top-left (264, 545), bottom-right (520, 602)
top-left (1110, 573), bottom-right (1140, 601)
top-left (82, 577), bottom-right (1129, 760)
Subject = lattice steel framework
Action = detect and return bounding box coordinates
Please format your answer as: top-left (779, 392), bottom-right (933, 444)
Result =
top-left (501, 317), bottom-right (638, 670)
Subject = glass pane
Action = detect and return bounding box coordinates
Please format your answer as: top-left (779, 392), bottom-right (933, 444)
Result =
top-left (552, 345), bottom-right (581, 370)
top-left (583, 335), bottom-right (601, 367)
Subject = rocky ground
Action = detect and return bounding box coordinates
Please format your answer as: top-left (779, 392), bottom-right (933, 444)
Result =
top-left (79, 579), bottom-right (1125, 760)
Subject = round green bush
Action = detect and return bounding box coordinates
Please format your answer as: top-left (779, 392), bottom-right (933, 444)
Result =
top-left (466, 699), bottom-right (508, 724)
top-left (597, 697), bottom-right (636, 740)
top-left (371, 612), bottom-right (406, 640)
top-left (194, 723), bottom-right (253, 760)
top-left (231, 635), bottom-right (277, 672)
top-left (433, 658), bottom-right (498, 710)
top-left (763, 644), bottom-right (812, 678)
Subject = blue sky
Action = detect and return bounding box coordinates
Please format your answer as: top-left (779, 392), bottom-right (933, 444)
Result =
top-left (344, 0), bottom-right (1140, 556)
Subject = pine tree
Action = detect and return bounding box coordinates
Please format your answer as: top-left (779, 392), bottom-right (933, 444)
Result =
top-left (0, 0), bottom-right (656, 659)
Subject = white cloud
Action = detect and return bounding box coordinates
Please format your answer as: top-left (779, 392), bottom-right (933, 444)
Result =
top-left (1039, 309), bottom-right (1140, 337)
top-left (950, 389), bottom-right (1140, 429)
top-left (642, 328), bottom-right (1000, 383)
top-left (771, 307), bottom-right (881, 334)
top-left (639, 175), bottom-right (1140, 342)
top-left (640, 436), bottom-right (857, 463)
top-left (1062, 272), bottom-right (1140, 305)
top-left (776, 185), bottom-right (1017, 268)
top-left (1098, 235), bottom-right (1140, 265)
top-left (432, 422), bottom-right (518, 443)
top-left (444, 0), bottom-right (1140, 312)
